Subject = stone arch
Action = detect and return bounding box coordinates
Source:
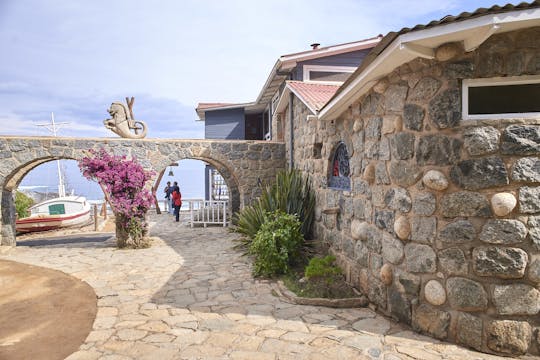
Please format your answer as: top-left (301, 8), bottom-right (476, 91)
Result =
top-left (1, 155), bottom-right (93, 246)
top-left (152, 154), bottom-right (241, 214)
top-left (0, 137), bottom-right (286, 246)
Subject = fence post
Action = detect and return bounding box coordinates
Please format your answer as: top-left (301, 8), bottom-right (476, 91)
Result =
top-left (223, 201), bottom-right (227, 227)
top-left (93, 204), bottom-right (99, 231)
top-left (101, 202), bottom-right (107, 219)
top-left (190, 200), bottom-right (194, 228)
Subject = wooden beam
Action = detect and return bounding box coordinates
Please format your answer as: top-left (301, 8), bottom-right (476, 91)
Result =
top-left (464, 24), bottom-right (500, 52)
top-left (399, 43), bottom-right (435, 59)
top-left (152, 168), bottom-right (165, 214)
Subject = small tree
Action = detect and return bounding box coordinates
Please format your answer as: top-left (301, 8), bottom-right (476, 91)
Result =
top-left (79, 148), bottom-right (154, 248)
top-left (15, 191), bottom-right (34, 218)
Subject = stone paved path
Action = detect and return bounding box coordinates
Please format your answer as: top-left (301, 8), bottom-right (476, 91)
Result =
top-left (0, 213), bottom-right (513, 359)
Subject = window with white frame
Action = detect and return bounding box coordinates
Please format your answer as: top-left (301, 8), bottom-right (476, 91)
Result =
top-left (303, 65), bottom-right (355, 84)
top-left (462, 75), bottom-right (540, 120)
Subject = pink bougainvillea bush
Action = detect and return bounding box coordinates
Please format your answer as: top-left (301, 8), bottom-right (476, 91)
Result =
top-left (79, 148), bottom-right (155, 248)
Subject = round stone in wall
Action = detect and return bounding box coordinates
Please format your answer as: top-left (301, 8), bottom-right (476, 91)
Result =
top-left (491, 192), bottom-right (517, 217)
top-left (425, 279), bottom-right (446, 306)
top-left (394, 216), bottom-right (411, 240)
top-left (364, 163), bottom-right (376, 184)
top-left (380, 263), bottom-right (393, 285)
top-left (422, 170), bottom-right (449, 191)
top-left (351, 219), bottom-right (369, 241)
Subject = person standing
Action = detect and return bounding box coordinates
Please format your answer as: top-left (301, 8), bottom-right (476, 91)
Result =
top-left (163, 181), bottom-right (172, 213)
top-left (171, 185), bottom-right (182, 222)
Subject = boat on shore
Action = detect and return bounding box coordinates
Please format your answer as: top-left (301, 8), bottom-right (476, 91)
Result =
top-left (16, 195), bottom-right (91, 233)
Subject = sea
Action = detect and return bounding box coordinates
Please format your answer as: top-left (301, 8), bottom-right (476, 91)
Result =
top-left (18, 159), bottom-right (207, 207)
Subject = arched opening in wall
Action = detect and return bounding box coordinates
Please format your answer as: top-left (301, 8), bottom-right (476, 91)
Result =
top-left (2, 158), bottom-right (106, 245)
top-left (153, 158), bottom-right (240, 227)
top-left (328, 141), bottom-right (351, 191)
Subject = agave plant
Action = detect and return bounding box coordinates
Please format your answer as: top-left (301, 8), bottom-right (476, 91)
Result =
top-left (233, 169), bottom-right (315, 252)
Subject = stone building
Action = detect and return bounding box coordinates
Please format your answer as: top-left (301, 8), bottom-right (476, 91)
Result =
top-left (271, 3), bottom-right (540, 356)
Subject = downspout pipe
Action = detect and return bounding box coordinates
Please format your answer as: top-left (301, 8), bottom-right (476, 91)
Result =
top-left (289, 92), bottom-right (294, 169)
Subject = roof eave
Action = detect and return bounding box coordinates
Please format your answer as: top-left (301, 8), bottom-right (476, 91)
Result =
top-left (195, 102), bottom-right (258, 121)
top-left (319, 7), bottom-right (540, 121)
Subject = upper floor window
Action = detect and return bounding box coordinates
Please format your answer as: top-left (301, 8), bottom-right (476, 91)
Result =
top-left (303, 65), bottom-right (355, 84)
top-left (328, 142), bottom-right (350, 190)
top-left (463, 75), bottom-right (540, 120)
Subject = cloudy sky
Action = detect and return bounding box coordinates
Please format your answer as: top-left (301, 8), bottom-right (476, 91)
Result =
top-left (2, 0), bottom-right (499, 199)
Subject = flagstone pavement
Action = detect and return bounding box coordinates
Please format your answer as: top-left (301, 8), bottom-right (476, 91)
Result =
top-left (1, 213), bottom-right (518, 360)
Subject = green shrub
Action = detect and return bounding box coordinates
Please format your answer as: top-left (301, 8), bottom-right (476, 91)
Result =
top-left (15, 191), bottom-right (34, 218)
top-left (233, 169), bottom-right (315, 251)
top-left (249, 211), bottom-right (303, 277)
top-left (305, 255), bottom-right (342, 282)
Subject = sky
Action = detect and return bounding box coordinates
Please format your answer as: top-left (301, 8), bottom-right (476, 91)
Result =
top-left (1, 0), bottom-right (501, 199)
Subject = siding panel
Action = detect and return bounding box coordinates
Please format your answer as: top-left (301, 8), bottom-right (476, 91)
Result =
top-left (205, 108), bottom-right (245, 139)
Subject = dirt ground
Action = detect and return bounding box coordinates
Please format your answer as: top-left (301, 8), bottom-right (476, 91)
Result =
top-left (0, 259), bottom-right (97, 360)
top-left (0, 218), bottom-right (113, 359)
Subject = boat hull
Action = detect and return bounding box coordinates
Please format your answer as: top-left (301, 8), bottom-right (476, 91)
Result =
top-left (16, 210), bottom-right (91, 233)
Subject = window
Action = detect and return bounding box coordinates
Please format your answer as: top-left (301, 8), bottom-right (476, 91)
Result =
top-left (48, 204), bottom-right (65, 215)
top-left (303, 65), bottom-right (355, 84)
top-left (463, 75), bottom-right (540, 120)
top-left (328, 142), bottom-right (351, 190)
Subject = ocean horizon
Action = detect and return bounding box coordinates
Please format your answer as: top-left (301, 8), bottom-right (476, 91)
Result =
top-left (18, 159), bottom-right (207, 202)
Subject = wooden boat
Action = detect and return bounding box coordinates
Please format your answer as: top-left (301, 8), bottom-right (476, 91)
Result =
top-left (16, 196), bottom-right (91, 233)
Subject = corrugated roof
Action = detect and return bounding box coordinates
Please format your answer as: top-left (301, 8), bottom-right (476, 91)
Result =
top-left (251, 36), bottom-right (382, 111)
top-left (397, 1), bottom-right (540, 35)
top-left (286, 81), bottom-right (340, 112)
top-left (327, 1), bottom-right (540, 107)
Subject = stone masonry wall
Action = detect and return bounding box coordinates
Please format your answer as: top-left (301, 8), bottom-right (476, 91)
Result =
top-left (284, 28), bottom-right (540, 356)
top-left (0, 137), bottom-right (286, 246)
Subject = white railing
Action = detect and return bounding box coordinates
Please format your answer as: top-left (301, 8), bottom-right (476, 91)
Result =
top-left (185, 199), bottom-right (228, 227)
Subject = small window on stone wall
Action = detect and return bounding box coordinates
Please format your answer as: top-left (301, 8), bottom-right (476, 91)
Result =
top-left (328, 142), bottom-right (350, 190)
top-left (463, 75), bottom-right (540, 120)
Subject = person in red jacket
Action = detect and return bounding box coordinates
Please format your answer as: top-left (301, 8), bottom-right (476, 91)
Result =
top-left (171, 184), bottom-right (182, 222)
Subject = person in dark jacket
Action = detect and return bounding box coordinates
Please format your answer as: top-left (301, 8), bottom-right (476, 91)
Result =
top-left (171, 185), bottom-right (182, 222)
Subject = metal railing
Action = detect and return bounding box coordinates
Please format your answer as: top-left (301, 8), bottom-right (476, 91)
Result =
top-left (186, 199), bottom-right (228, 227)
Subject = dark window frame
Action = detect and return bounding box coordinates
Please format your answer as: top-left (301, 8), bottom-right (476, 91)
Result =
top-left (463, 75), bottom-right (540, 120)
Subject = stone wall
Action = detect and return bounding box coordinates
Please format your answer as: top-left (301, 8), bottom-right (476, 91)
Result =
top-left (281, 28), bottom-right (540, 356)
top-left (0, 137), bottom-right (286, 246)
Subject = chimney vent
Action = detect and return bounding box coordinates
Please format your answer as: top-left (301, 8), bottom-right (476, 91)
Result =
top-left (310, 43), bottom-right (320, 50)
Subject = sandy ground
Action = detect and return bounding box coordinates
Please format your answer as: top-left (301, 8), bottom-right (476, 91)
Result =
top-left (0, 217), bottom-right (115, 359)
top-left (0, 259), bottom-right (97, 360)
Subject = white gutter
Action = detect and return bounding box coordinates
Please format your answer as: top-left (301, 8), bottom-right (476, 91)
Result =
top-left (319, 7), bottom-right (540, 121)
top-left (196, 102), bottom-right (257, 121)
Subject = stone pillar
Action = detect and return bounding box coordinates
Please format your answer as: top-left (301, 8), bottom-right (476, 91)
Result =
top-left (1, 189), bottom-right (16, 246)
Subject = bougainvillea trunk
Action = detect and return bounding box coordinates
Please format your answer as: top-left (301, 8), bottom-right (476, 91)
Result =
top-left (115, 214), bottom-right (129, 248)
top-left (115, 213), bottom-right (147, 248)
top-left (78, 148), bottom-right (155, 249)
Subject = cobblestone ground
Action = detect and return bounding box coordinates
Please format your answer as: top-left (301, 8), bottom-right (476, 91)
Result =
top-left (1, 213), bottom-right (511, 360)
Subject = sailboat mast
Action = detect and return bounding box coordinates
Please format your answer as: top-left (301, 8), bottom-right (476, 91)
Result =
top-left (51, 113), bottom-right (66, 197)
top-left (36, 113), bottom-right (70, 198)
